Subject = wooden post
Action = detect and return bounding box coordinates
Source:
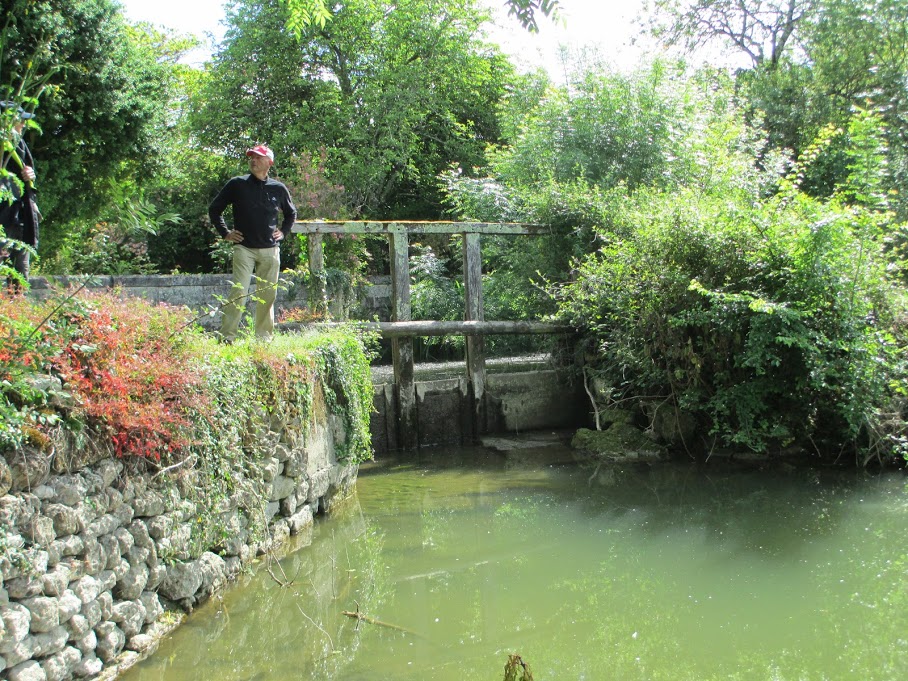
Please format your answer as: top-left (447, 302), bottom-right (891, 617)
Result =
top-left (463, 232), bottom-right (486, 440)
top-left (389, 228), bottom-right (417, 449)
top-left (306, 233), bottom-right (328, 316)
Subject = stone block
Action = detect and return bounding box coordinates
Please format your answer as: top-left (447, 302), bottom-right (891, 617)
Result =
top-left (74, 652), bottom-right (102, 677)
top-left (2, 635), bottom-right (37, 669)
top-left (96, 570), bottom-right (117, 593)
top-left (0, 457), bottom-right (10, 497)
top-left (4, 577), bottom-right (42, 601)
top-left (40, 566), bottom-right (71, 598)
top-left (279, 494), bottom-right (298, 517)
top-left (70, 577), bottom-right (100, 605)
top-left (287, 505), bottom-right (314, 536)
top-left (110, 601), bottom-right (146, 638)
top-left (146, 564), bottom-right (167, 592)
top-left (21, 597), bottom-right (59, 634)
top-left (43, 504), bottom-right (85, 538)
top-left (96, 460), bottom-right (122, 488)
top-left (6, 659), bottom-right (46, 681)
top-left (4, 447), bottom-right (51, 492)
top-left (261, 456), bottom-right (281, 483)
top-left (282, 450), bottom-right (307, 478)
top-left (132, 489), bottom-right (166, 517)
top-left (126, 633), bottom-right (156, 654)
top-left (79, 600), bottom-right (101, 629)
top-left (273, 443), bottom-right (291, 463)
top-left (52, 534), bottom-right (83, 559)
top-left (80, 534), bottom-right (105, 574)
top-left (139, 592), bottom-right (162, 624)
top-left (72, 629), bottom-right (96, 656)
top-left (111, 501), bottom-right (134, 526)
top-left (270, 474), bottom-right (295, 502)
top-left (113, 527), bottom-right (135, 555)
top-left (270, 522), bottom-right (290, 548)
top-left (158, 561), bottom-right (203, 602)
top-left (56, 591), bottom-right (81, 625)
top-left (195, 553), bottom-right (227, 601)
top-left (93, 621), bottom-right (125, 662)
top-left (145, 514), bottom-right (174, 541)
top-left (40, 646), bottom-right (81, 681)
top-left (306, 469), bottom-right (330, 504)
top-left (98, 534), bottom-right (121, 570)
top-left (97, 592), bottom-right (113, 622)
top-left (114, 562), bottom-right (148, 602)
top-left (31, 625), bottom-right (67, 657)
top-left (64, 614), bottom-right (91, 641)
top-left (21, 515), bottom-right (55, 547)
top-left (1, 603), bottom-right (31, 652)
top-left (87, 514), bottom-right (119, 538)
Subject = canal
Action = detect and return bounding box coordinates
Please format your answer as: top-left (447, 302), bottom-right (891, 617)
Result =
top-left (122, 444), bottom-right (907, 680)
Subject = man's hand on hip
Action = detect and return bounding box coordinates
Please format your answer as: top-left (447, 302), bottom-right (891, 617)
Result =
top-left (224, 230), bottom-right (244, 243)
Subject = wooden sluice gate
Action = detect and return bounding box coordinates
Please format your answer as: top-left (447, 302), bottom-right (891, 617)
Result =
top-left (291, 221), bottom-right (580, 451)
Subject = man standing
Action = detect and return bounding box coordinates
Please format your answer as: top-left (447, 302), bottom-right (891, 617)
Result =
top-left (209, 144), bottom-right (297, 342)
top-left (0, 101), bottom-right (39, 284)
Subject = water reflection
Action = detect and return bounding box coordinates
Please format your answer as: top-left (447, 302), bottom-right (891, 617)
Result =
top-left (124, 448), bottom-right (908, 681)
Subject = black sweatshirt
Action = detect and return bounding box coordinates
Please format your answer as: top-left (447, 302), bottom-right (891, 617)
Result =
top-left (208, 174), bottom-right (297, 249)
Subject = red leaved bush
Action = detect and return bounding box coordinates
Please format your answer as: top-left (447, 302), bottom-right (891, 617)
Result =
top-left (46, 289), bottom-right (204, 460)
top-left (0, 284), bottom-right (207, 460)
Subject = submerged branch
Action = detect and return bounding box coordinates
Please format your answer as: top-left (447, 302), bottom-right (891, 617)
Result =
top-left (342, 604), bottom-right (423, 638)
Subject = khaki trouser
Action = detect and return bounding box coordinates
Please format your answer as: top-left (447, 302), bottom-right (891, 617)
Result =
top-left (220, 244), bottom-right (280, 341)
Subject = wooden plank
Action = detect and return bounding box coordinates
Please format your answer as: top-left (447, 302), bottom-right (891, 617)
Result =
top-left (389, 232), bottom-right (417, 449)
top-left (280, 320), bottom-right (572, 336)
top-left (292, 220), bottom-right (548, 236)
top-left (463, 232), bottom-right (486, 440)
top-left (306, 233), bottom-right (328, 315)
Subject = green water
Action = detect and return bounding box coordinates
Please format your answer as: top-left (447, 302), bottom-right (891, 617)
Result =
top-left (123, 447), bottom-right (908, 680)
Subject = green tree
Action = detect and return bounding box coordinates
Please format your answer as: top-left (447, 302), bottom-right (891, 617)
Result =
top-left (555, 108), bottom-right (906, 460)
top-left (643, 0), bottom-right (816, 67)
top-left (1, 0), bottom-right (190, 262)
top-left (281, 0), bottom-right (562, 34)
top-left (646, 0), bottom-right (908, 216)
top-left (194, 0), bottom-right (513, 219)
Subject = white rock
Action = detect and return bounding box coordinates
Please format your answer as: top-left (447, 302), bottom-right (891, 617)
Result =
top-left (6, 659), bottom-right (46, 681)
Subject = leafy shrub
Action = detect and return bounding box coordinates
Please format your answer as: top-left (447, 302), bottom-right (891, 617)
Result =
top-left (1, 287), bottom-right (377, 465)
top-left (557, 176), bottom-right (906, 458)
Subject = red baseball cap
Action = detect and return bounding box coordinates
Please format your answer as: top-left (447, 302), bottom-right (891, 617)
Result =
top-left (246, 144), bottom-right (274, 162)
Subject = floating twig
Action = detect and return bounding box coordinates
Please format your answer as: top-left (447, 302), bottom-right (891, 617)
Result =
top-left (342, 602), bottom-right (422, 638)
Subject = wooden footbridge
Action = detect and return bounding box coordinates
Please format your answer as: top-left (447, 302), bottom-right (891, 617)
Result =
top-left (291, 221), bottom-right (573, 449)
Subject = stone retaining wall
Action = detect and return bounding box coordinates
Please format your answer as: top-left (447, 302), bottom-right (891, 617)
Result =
top-left (0, 415), bottom-right (358, 680)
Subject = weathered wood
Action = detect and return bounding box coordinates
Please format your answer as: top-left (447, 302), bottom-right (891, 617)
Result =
top-left (389, 232), bottom-right (417, 450)
top-left (292, 220), bottom-right (548, 236)
top-left (306, 233), bottom-right (328, 315)
top-left (282, 320), bottom-right (571, 336)
top-left (463, 232), bottom-right (486, 439)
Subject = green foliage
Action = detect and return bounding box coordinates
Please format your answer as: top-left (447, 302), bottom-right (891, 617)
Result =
top-left (280, 0), bottom-right (560, 34)
top-left (43, 179), bottom-right (182, 275)
top-left (0, 293), bottom-right (76, 451)
top-left (272, 327), bottom-right (379, 463)
top-left (556, 119), bottom-right (907, 457)
top-left (410, 244), bottom-right (465, 358)
top-left (1, 287), bottom-right (377, 462)
top-left (193, 0), bottom-right (513, 219)
top-left (443, 63), bottom-right (764, 325)
top-left (2, 0), bottom-right (188, 252)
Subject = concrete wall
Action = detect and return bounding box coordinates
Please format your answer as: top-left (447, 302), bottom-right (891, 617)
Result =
top-left (370, 367), bottom-right (590, 453)
top-left (27, 274), bottom-right (392, 328)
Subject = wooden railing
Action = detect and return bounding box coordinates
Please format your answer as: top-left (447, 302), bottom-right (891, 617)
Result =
top-left (291, 221), bottom-right (570, 449)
